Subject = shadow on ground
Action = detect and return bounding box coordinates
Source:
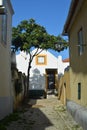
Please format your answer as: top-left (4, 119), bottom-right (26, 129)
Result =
top-left (23, 98), bottom-right (53, 130)
top-left (5, 98), bottom-right (53, 130)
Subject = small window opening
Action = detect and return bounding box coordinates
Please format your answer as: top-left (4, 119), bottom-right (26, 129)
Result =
top-left (78, 83), bottom-right (81, 100)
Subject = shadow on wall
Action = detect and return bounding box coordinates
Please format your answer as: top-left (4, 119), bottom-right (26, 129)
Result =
top-left (29, 68), bottom-right (45, 90)
top-left (29, 68), bottom-right (46, 99)
top-left (70, 58), bottom-right (87, 75)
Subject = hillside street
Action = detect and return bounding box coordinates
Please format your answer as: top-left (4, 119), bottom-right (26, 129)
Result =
top-left (6, 95), bottom-right (83, 130)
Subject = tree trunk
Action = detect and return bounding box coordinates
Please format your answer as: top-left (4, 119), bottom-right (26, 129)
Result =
top-left (26, 61), bottom-right (31, 97)
top-left (26, 49), bottom-right (43, 97)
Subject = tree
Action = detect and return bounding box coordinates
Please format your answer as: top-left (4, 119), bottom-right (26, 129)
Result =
top-left (12, 18), bottom-right (68, 95)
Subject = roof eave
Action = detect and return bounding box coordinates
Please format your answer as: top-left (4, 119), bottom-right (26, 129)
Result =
top-left (62, 0), bottom-right (79, 35)
top-left (8, 0), bottom-right (14, 15)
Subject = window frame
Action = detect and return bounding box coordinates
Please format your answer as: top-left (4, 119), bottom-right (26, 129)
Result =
top-left (0, 0), bottom-right (3, 6)
top-left (1, 0), bottom-right (7, 45)
top-left (78, 28), bottom-right (84, 55)
top-left (78, 83), bottom-right (81, 100)
top-left (36, 54), bottom-right (47, 65)
top-left (1, 13), bottom-right (7, 44)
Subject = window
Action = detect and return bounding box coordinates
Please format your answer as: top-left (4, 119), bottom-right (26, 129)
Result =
top-left (1, 0), bottom-right (7, 44)
top-left (38, 56), bottom-right (45, 63)
top-left (78, 83), bottom-right (81, 100)
top-left (36, 55), bottom-right (47, 65)
top-left (1, 14), bottom-right (7, 44)
top-left (0, 0), bottom-right (3, 6)
top-left (78, 28), bottom-right (84, 55)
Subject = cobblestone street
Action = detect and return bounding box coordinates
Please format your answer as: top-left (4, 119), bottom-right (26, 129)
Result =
top-left (7, 95), bottom-right (83, 130)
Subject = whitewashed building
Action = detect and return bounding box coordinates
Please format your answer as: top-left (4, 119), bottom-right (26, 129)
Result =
top-left (16, 49), bottom-right (69, 91)
top-left (57, 55), bottom-right (69, 76)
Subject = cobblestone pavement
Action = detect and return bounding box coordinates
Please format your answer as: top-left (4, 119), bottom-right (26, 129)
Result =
top-left (7, 95), bottom-right (83, 130)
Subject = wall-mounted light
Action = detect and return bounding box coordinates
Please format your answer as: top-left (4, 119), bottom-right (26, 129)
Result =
top-left (54, 41), bottom-right (66, 52)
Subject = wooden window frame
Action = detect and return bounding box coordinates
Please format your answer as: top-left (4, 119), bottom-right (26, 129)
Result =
top-left (36, 54), bottom-right (47, 65)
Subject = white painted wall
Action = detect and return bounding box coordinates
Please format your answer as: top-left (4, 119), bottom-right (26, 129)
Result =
top-left (30, 49), bottom-right (58, 90)
top-left (16, 51), bottom-right (29, 75)
top-left (57, 56), bottom-right (69, 76)
top-left (16, 50), bottom-right (69, 90)
top-left (16, 49), bottom-right (58, 76)
top-left (30, 49), bottom-right (58, 76)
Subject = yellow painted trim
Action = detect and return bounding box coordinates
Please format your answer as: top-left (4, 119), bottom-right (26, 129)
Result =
top-left (35, 54), bottom-right (47, 65)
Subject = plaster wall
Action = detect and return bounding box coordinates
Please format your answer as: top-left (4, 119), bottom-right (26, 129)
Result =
top-left (69, 0), bottom-right (87, 106)
top-left (16, 50), bottom-right (69, 91)
top-left (57, 56), bottom-right (69, 75)
top-left (0, 0), bottom-right (14, 119)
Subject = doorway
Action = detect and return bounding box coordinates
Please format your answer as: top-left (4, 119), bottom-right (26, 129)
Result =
top-left (45, 69), bottom-right (58, 94)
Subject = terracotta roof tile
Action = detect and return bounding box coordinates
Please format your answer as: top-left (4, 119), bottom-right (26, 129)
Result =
top-left (63, 58), bottom-right (69, 62)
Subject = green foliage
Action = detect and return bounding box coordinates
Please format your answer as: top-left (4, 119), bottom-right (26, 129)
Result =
top-left (12, 18), bottom-right (68, 52)
top-left (12, 18), bottom-right (68, 91)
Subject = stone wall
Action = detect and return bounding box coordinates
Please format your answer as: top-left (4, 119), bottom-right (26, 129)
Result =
top-left (11, 67), bottom-right (27, 110)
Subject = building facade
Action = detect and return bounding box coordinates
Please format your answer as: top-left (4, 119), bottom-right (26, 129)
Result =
top-left (63, 0), bottom-right (87, 129)
top-left (0, 0), bottom-right (14, 120)
top-left (16, 50), bottom-right (69, 94)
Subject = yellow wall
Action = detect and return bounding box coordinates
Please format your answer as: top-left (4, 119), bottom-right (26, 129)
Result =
top-left (69, 0), bottom-right (87, 106)
top-left (58, 69), bottom-right (70, 105)
top-left (64, 70), bottom-right (71, 100)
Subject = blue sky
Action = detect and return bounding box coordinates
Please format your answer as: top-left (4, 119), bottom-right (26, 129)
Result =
top-left (11, 0), bottom-right (71, 59)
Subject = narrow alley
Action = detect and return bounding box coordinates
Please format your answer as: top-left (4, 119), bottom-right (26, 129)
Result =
top-left (6, 95), bottom-right (83, 130)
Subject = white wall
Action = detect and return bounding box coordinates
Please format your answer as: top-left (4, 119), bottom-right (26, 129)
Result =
top-left (57, 56), bottom-right (69, 76)
top-left (30, 49), bottom-right (58, 76)
top-left (16, 50), bottom-right (58, 76)
top-left (16, 50), bottom-right (69, 90)
top-left (16, 50), bottom-right (58, 90)
top-left (16, 51), bottom-right (29, 75)
top-left (30, 49), bottom-right (58, 90)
